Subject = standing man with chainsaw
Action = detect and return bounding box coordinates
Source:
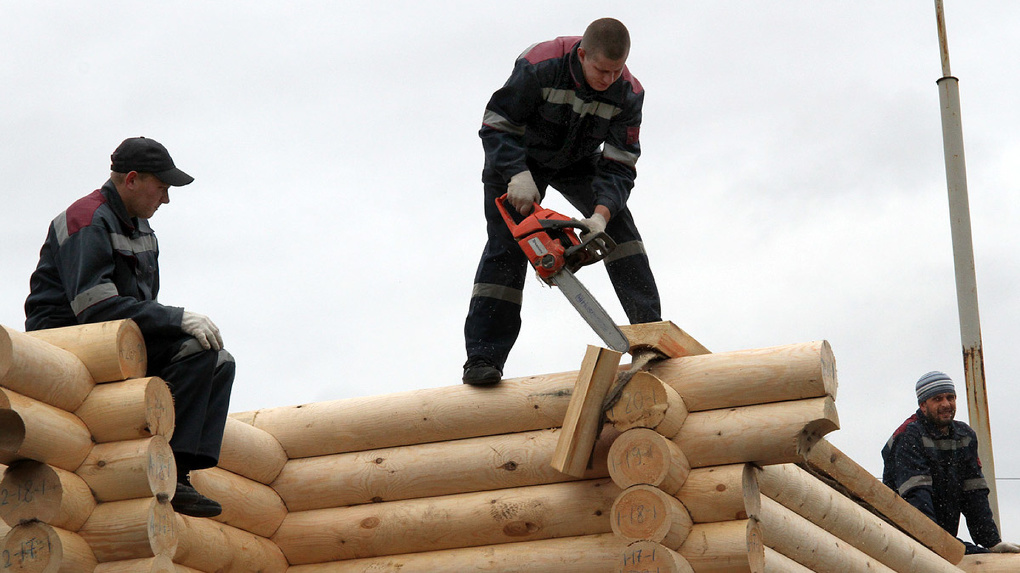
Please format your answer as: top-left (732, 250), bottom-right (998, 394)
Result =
top-left (25, 137), bottom-right (234, 518)
top-left (463, 18), bottom-right (661, 385)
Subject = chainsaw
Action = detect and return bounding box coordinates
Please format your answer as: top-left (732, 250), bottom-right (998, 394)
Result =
top-left (496, 194), bottom-right (630, 352)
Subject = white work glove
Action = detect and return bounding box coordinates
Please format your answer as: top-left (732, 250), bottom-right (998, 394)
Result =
top-left (577, 212), bottom-right (607, 236)
top-left (181, 311), bottom-right (223, 351)
top-left (507, 170), bottom-right (541, 215)
top-left (990, 541), bottom-right (1020, 553)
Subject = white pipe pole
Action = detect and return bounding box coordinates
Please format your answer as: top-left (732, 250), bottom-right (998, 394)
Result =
top-left (933, 0), bottom-right (999, 528)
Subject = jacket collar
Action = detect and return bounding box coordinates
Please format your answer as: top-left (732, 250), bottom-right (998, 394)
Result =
top-left (100, 179), bottom-right (137, 231)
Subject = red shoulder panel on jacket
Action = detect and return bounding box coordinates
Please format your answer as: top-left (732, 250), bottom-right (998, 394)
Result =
top-left (523, 36), bottom-right (580, 64)
top-left (64, 190), bottom-right (107, 236)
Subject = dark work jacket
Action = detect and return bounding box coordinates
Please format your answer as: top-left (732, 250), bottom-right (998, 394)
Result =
top-left (479, 36), bottom-right (643, 218)
top-left (881, 409), bottom-right (1000, 549)
top-left (25, 180), bottom-right (184, 337)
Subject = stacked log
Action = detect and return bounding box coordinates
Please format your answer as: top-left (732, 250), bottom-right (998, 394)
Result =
top-left (2, 318), bottom-right (990, 572)
top-left (599, 337), bottom-right (970, 572)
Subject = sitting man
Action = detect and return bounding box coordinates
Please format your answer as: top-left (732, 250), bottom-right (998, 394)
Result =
top-left (882, 371), bottom-right (1018, 554)
top-left (25, 137), bottom-right (234, 518)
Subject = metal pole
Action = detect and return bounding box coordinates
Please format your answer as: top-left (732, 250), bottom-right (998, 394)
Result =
top-left (933, 0), bottom-right (999, 528)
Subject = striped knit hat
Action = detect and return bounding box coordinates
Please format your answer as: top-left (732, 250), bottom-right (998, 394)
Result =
top-left (916, 371), bottom-right (956, 404)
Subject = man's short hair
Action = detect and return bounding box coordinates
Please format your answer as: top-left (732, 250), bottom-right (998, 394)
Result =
top-left (580, 18), bottom-right (630, 61)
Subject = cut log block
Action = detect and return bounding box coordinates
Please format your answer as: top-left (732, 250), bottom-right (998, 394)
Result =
top-left (286, 533), bottom-right (628, 573)
top-left (608, 427), bottom-right (690, 494)
top-left (676, 396), bottom-right (839, 468)
top-left (618, 321), bottom-right (710, 357)
top-left (217, 417), bottom-right (287, 484)
top-left (0, 325), bottom-right (94, 411)
top-left (676, 464), bottom-right (748, 523)
top-left (677, 520), bottom-right (756, 572)
top-left (611, 484), bottom-right (693, 549)
top-left (618, 541), bottom-right (694, 573)
top-left (551, 345), bottom-right (623, 477)
top-left (0, 388), bottom-right (93, 471)
top-left (754, 463), bottom-right (963, 573)
top-left (958, 553), bottom-right (1020, 572)
top-left (237, 372), bottom-right (578, 459)
top-left (75, 377), bottom-right (175, 443)
top-left (25, 319), bottom-right (146, 383)
top-left (804, 438), bottom-right (965, 564)
top-left (606, 371), bottom-right (688, 438)
top-left (0, 460), bottom-right (95, 531)
top-left (273, 426), bottom-right (617, 512)
top-left (76, 436), bottom-right (176, 502)
top-left (173, 513), bottom-right (288, 573)
top-left (273, 478), bottom-right (620, 564)
top-left (78, 497), bottom-right (178, 562)
top-left (648, 340), bottom-right (836, 412)
top-left (751, 495), bottom-right (896, 572)
top-left (0, 521), bottom-right (97, 573)
top-left (93, 555), bottom-right (176, 573)
top-left (189, 466), bottom-right (287, 538)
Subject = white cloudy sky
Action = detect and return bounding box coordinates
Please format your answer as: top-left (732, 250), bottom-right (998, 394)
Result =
top-left (3, 1), bottom-right (1019, 544)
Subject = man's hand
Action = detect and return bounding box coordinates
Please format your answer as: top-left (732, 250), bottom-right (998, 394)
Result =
top-left (182, 311), bottom-right (223, 351)
top-left (508, 170), bottom-right (540, 215)
top-left (577, 212), bottom-right (607, 236)
top-left (991, 541), bottom-right (1020, 553)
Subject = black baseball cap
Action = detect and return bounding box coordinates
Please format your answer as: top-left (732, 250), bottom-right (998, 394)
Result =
top-left (110, 137), bottom-right (194, 186)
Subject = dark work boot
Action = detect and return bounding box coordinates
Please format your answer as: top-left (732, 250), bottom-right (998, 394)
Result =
top-left (462, 357), bottom-right (502, 386)
top-left (171, 479), bottom-right (223, 518)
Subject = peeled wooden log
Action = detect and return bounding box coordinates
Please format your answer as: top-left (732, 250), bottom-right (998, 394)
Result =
top-left (751, 495), bottom-right (895, 572)
top-left (75, 377), bottom-right (174, 443)
top-left (0, 388), bottom-right (93, 471)
top-left (0, 460), bottom-right (95, 531)
top-left (25, 319), bottom-right (146, 383)
top-left (0, 521), bottom-right (97, 573)
top-left (189, 466), bottom-right (287, 538)
top-left (676, 396), bottom-right (838, 468)
top-left (611, 484), bottom-right (693, 549)
top-left (78, 497), bottom-right (177, 562)
top-left (648, 340), bottom-right (836, 412)
top-left (0, 325), bottom-right (94, 411)
top-left (754, 463), bottom-right (962, 573)
top-left (619, 541), bottom-right (694, 573)
top-left (273, 478), bottom-right (620, 564)
top-left (93, 555), bottom-right (176, 573)
top-left (607, 371), bottom-right (688, 438)
top-left (958, 554), bottom-right (1020, 572)
top-left (758, 547), bottom-right (814, 573)
top-left (235, 372), bottom-right (578, 459)
top-left (217, 416), bottom-right (288, 484)
top-left (608, 427), bottom-right (690, 494)
top-left (0, 408), bottom-right (25, 464)
top-left (677, 520), bottom-right (756, 572)
top-left (286, 533), bottom-right (628, 573)
top-left (552, 345), bottom-right (623, 477)
top-left (174, 513), bottom-right (288, 573)
top-left (677, 464), bottom-right (748, 523)
top-left (76, 436), bottom-right (176, 502)
top-left (804, 438), bottom-right (965, 564)
top-left (273, 426), bottom-right (617, 512)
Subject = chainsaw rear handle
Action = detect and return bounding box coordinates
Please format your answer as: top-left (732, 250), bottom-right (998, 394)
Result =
top-left (495, 193), bottom-right (616, 272)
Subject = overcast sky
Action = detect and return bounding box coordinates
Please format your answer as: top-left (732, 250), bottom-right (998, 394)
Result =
top-left (2, 1), bottom-right (1018, 544)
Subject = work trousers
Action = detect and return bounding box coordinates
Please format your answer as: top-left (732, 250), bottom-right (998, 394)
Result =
top-left (146, 333), bottom-right (234, 476)
top-left (464, 160), bottom-right (661, 370)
